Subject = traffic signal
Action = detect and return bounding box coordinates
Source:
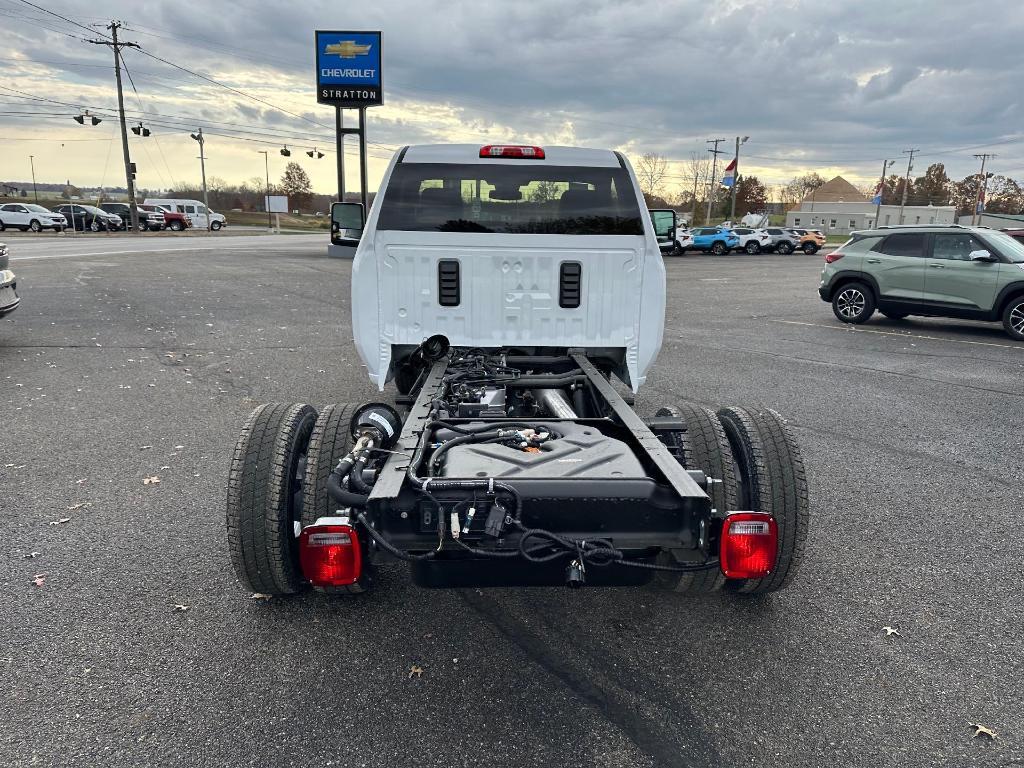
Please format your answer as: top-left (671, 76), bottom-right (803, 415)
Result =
top-left (280, 145), bottom-right (291, 157)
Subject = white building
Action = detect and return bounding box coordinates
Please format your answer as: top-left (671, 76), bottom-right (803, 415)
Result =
top-left (956, 212), bottom-right (1024, 229)
top-left (785, 176), bottom-right (956, 235)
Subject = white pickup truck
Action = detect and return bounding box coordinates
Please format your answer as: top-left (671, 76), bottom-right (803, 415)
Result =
top-left (227, 143), bottom-right (808, 597)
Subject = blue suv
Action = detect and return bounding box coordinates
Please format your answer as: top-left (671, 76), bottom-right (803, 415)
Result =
top-left (690, 226), bottom-right (740, 255)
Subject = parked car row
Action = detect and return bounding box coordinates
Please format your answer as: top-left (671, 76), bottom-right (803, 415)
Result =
top-left (0, 198), bottom-right (225, 233)
top-left (0, 240), bottom-right (18, 318)
top-left (648, 210), bottom-right (828, 256)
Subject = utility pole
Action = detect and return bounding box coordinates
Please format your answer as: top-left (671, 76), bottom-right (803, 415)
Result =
top-left (874, 159), bottom-right (895, 227)
top-left (705, 138), bottom-right (726, 223)
top-left (29, 155), bottom-right (38, 202)
top-left (971, 153), bottom-right (996, 226)
top-left (258, 150), bottom-right (272, 231)
top-left (729, 136), bottom-right (749, 222)
top-left (88, 22), bottom-right (140, 231)
top-left (898, 148), bottom-right (918, 225)
top-left (190, 129), bottom-right (210, 231)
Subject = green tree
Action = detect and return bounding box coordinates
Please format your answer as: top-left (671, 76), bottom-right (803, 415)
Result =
top-left (734, 175), bottom-right (768, 217)
top-left (280, 161), bottom-right (313, 210)
top-left (912, 163), bottom-right (951, 205)
top-left (986, 176), bottom-right (1024, 214)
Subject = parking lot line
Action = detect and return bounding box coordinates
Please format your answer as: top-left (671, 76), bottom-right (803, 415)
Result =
top-left (770, 319), bottom-right (1024, 352)
top-left (10, 242), bottom-right (320, 261)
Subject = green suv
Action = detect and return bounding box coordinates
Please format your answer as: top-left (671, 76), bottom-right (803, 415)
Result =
top-left (818, 225), bottom-right (1024, 340)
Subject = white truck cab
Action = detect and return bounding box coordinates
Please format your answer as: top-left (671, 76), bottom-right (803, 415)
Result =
top-left (343, 143), bottom-right (666, 392)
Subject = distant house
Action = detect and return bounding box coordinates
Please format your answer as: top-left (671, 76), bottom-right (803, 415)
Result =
top-left (785, 175), bottom-right (956, 235)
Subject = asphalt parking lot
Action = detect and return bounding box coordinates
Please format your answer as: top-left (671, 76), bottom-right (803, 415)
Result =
top-left (2, 238), bottom-right (1022, 767)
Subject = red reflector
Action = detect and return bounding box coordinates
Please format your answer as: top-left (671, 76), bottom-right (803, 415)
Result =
top-left (825, 251), bottom-right (844, 263)
top-left (719, 512), bottom-right (777, 579)
top-left (299, 524), bottom-right (361, 587)
top-left (479, 144), bottom-right (545, 159)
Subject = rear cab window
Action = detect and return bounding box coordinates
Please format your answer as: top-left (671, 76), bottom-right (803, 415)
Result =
top-left (376, 163), bottom-right (643, 235)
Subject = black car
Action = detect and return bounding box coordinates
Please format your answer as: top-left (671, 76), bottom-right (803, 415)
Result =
top-left (52, 204), bottom-right (121, 232)
top-left (0, 242), bottom-right (19, 317)
top-left (99, 202), bottom-right (164, 231)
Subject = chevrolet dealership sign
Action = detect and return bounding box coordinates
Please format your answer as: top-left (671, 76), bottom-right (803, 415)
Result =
top-left (315, 31), bottom-right (383, 107)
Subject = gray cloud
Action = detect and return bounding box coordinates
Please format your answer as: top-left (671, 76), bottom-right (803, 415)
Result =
top-left (2, 0), bottom-right (1023, 187)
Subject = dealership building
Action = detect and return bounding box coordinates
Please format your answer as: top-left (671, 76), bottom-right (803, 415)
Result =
top-left (785, 176), bottom-right (956, 235)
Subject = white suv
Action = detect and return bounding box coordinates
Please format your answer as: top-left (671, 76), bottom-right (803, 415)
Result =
top-left (0, 203), bottom-right (67, 232)
top-left (730, 227), bottom-right (771, 254)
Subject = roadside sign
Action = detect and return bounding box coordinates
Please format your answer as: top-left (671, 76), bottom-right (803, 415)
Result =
top-left (265, 195), bottom-right (288, 214)
top-left (315, 31), bottom-right (382, 107)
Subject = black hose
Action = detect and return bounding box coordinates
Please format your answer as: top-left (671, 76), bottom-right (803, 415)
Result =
top-left (348, 454), bottom-right (373, 493)
top-left (354, 511), bottom-right (436, 561)
top-left (326, 470), bottom-right (369, 508)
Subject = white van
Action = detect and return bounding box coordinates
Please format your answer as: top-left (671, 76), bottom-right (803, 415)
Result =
top-left (143, 198), bottom-right (226, 231)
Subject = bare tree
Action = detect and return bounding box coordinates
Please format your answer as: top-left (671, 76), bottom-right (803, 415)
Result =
top-left (681, 152), bottom-right (710, 226)
top-left (635, 153), bottom-right (669, 198)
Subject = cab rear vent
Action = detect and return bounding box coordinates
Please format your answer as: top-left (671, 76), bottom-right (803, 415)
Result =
top-left (438, 260), bottom-right (460, 306)
top-left (559, 262), bottom-right (582, 308)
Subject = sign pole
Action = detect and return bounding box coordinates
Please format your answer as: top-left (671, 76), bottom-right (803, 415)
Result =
top-left (335, 107), bottom-right (345, 202)
top-left (359, 107), bottom-right (369, 213)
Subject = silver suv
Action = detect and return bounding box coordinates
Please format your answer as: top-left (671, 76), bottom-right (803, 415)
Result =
top-left (763, 227), bottom-right (800, 254)
top-left (818, 225), bottom-right (1024, 340)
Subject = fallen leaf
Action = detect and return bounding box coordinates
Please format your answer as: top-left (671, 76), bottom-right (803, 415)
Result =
top-left (143, 476), bottom-right (161, 485)
top-left (970, 724), bottom-right (997, 740)
top-left (22, 551), bottom-right (41, 559)
top-left (75, 478), bottom-right (88, 485)
top-left (67, 502), bottom-right (90, 511)
top-left (882, 626), bottom-right (901, 637)
top-left (408, 665), bottom-right (423, 679)
top-left (172, 604), bottom-right (190, 612)
top-left (32, 573), bottom-right (47, 587)
top-left (173, 445), bottom-right (185, 450)
top-left (49, 518), bottom-right (71, 525)
top-left (138, 445), bottom-right (152, 450)
top-left (250, 593), bottom-right (273, 600)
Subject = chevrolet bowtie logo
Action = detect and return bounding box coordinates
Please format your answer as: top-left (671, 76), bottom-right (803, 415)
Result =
top-left (325, 41), bottom-right (372, 58)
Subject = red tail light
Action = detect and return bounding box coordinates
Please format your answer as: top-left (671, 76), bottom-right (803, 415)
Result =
top-left (479, 144), bottom-right (545, 159)
top-left (719, 512), bottom-right (777, 579)
top-left (299, 522), bottom-right (361, 587)
top-left (825, 251), bottom-right (844, 263)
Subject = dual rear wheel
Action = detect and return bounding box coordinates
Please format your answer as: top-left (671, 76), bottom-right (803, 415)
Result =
top-left (653, 404), bottom-right (808, 596)
top-left (226, 402), bottom-right (370, 596)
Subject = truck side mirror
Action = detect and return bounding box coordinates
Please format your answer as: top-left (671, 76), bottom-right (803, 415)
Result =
top-left (648, 209), bottom-right (677, 243)
top-left (331, 202), bottom-right (364, 246)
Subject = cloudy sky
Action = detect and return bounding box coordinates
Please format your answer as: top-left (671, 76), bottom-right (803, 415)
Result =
top-left (2, 0), bottom-right (1022, 199)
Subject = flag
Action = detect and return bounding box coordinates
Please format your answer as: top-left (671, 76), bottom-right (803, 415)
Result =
top-left (871, 182), bottom-right (883, 206)
top-left (722, 158), bottom-right (737, 188)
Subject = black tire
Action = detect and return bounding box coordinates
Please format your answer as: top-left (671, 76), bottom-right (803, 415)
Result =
top-left (1003, 296), bottom-right (1024, 341)
top-left (803, 243), bottom-right (818, 254)
top-left (711, 241), bottom-right (727, 255)
top-left (227, 402), bottom-right (318, 595)
top-left (745, 241), bottom-right (761, 254)
top-left (0, 220), bottom-right (5, 232)
top-left (776, 241), bottom-right (793, 255)
top-left (170, 220), bottom-right (184, 231)
top-left (831, 281), bottom-right (875, 323)
top-left (301, 404), bottom-right (373, 594)
top-left (881, 311), bottom-right (908, 321)
top-left (29, 220), bottom-right (42, 233)
top-left (716, 407), bottom-right (808, 595)
top-left (211, 221), bottom-right (222, 231)
top-left (90, 219), bottom-right (101, 232)
top-left (651, 404), bottom-right (739, 594)
top-left (137, 220), bottom-right (147, 232)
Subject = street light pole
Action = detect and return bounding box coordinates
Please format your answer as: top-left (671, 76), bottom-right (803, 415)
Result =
top-left (705, 138), bottom-right (725, 223)
top-left (729, 135), bottom-right (749, 222)
top-left (257, 150), bottom-right (272, 231)
top-left (898, 148), bottom-right (918, 225)
top-left (191, 128), bottom-right (210, 232)
top-left (29, 155), bottom-right (38, 203)
top-left (874, 159), bottom-right (894, 227)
